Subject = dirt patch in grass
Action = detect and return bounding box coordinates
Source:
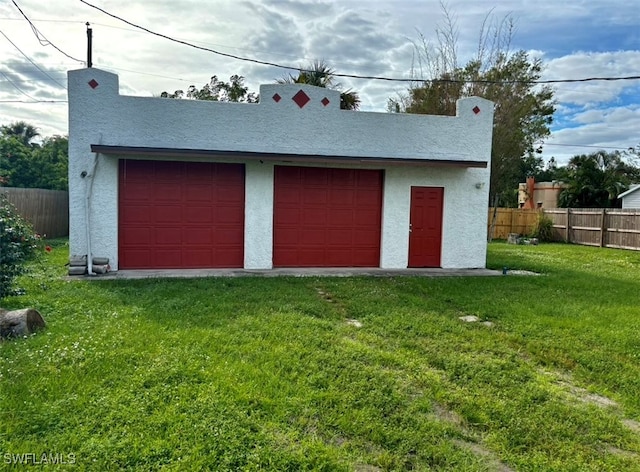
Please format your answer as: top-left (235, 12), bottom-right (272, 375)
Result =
top-left (452, 439), bottom-right (515, 472)
top-left (433, 403), bottom-right (515, 471)
top-left (353, 464), bottom-right (382, 472)
top-left (623, 419), bottom-right (640, 433)
top-left (316, 287), bottom-right (335, 302)
top-left (606, 446), bottom-right (639, 460)
top-left (544, 370), bottom-right (640, 441)
top-left (538, 369), bottom-right (620, 409)
top-left (432, 402), bottom-right (465, 428)
top-left (556, 378), bottom-right (619, 408)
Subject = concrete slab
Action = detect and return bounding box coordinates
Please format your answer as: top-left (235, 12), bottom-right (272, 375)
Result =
top-left (73, 267), bottom-right (504, 280)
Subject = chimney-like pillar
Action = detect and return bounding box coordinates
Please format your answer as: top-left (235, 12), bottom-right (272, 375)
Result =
top-left (526, 176), bottom-right (535, 209)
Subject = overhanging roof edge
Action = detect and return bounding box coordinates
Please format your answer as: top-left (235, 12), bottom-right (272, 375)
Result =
top-left (90, 145), bottom-right (488, 168)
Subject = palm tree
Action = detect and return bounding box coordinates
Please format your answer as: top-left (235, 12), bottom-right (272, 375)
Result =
top-left (278, 60), bottom-right (361, 111)
top-left (558, 151), bottom-right (635, 208)
top-left (0, 121), bottom-right (40, 147)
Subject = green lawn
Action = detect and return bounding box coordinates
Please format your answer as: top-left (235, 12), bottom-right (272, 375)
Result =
top-left (1, 241), bottom-right (639, 471)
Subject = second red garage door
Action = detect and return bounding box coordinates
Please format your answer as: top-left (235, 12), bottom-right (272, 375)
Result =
top-left (118, 160), bottom-right (245, 269)
top-left (274, 166), bottom-right (383, 267)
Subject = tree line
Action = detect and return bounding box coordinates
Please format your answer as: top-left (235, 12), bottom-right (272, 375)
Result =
top-left (0, 121), bottom-right (68, 191)
top-left (530, 150), bottom-right (640, 208)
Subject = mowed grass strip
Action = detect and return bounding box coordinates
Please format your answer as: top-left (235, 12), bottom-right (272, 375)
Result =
top-left (0, 240), bottom-right (639, 471)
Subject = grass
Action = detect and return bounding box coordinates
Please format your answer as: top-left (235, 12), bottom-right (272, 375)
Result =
top-left (1, 240), bottom-right (639, 471)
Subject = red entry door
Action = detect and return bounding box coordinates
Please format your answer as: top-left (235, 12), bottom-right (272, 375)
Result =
top-left (408, 187), bottom-right (444, 267)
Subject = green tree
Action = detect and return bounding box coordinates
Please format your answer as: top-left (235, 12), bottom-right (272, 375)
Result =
top-left (535, 156), bottom-right (569, 182)
top-left (558, 151), bottom-right (640, 208)
top-left (278, 60), bottom-right (361, 110)
top-left (0, 134), bottom-right (31, 187)
top-left (1, 121), bottom-right (39, 147)
top-left (161, 75), bottom-right (258, 103)
top-left (0, 126), bottom-right (68, 190)
top-left (391, 10), bottom-right (555, 206)
top-left (30, 136), bottom-right (69, 190)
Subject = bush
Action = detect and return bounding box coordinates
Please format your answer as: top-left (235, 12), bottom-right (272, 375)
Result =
top-left (531, 214), bottom-right (554, 242)
top-left (0, 194), bottom-right (40, 299)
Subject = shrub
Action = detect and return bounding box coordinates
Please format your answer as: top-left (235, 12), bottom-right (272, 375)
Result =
top-left (531, 214), bottom-right (554, 242)
top-left (0, 194), bottom-right (39, 299)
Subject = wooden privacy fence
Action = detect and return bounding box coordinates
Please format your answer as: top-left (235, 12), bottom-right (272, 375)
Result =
top-left (1, 187), bottom-right (69, 238)
top-left (487, 207), bottom-right (640, 251)
top-left (544, 208), bottom-right (640, 251)
top-left (487, 208), bottom-right (540, 240)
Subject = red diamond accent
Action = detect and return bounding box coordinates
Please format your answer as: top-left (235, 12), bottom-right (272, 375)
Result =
top-left (88, 79), bottom-right (99, 89)
top-left (292, 89), bottom-right (310, 108)
top-left (321, 97), bottom-right (330, 107)
top-left (472, 106), bottom-right (481, 115)
top-left (272, 93), bottom-right (281, 103)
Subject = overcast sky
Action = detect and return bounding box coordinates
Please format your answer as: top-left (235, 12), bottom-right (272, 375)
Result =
top-left (1, 0), bottom-right (638, 165)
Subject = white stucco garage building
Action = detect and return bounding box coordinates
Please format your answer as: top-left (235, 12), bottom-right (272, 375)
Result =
top-left (67, 67), bottom-right (494, 272)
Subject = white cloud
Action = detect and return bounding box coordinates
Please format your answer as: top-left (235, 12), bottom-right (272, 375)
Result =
top-left (544, 104), bottom-right (640, 164)
top-left (546, 51), bottom-right (640, 106)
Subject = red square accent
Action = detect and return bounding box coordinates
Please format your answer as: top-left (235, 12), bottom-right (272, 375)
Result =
top-left (88, 79), bottom-right (99, 89)
top-left (292, 89), bottom-right (310, 108)
top-left (272, 93), bottom-right (281, 103)
top-left (321, 97), bottom-right (330, 106)
top-left (472, 106), bottom-right (481, 115)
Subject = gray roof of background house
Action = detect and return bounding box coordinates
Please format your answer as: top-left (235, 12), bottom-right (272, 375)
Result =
top-left (618, 184), bottom-right (640, 199)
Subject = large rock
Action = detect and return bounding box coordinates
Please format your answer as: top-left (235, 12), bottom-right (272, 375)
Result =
top-left (0, 308), bottom-right (46, 339)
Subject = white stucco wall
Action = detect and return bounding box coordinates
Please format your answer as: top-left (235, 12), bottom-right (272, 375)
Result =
top-left (68, 67), bottom-right (493, 270)
top-left (381, 166), bottom-right (489, 269)
top-left (621, 185), bottom-right (640, 209)
top-left (244, 162), bottom-right (274, 269)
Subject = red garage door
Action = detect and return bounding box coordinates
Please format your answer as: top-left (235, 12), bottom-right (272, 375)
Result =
top-left (118, 160), bottom-right (244, 269)
top-left (274, 166), bottom-right (382, 267)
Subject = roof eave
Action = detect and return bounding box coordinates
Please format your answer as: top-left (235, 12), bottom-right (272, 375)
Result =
top-left (90, 145), bottom-right (488, 169)
top-left (618, 185), bottom-right (640, 199)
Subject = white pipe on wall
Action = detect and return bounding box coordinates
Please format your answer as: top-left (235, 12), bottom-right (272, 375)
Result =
top-left (84, 154), bottom-right (99, 275)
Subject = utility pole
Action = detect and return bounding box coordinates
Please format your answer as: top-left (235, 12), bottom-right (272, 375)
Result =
top-left (86, 22), bottom-right (92, 68)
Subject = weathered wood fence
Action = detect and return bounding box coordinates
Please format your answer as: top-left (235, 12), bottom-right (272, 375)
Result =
top-left (0, 188), bottom-right (69, 238)
top-left (544, 208), bottom-right (640, 250)
top-left (488, 207), bottom-right (640, 251)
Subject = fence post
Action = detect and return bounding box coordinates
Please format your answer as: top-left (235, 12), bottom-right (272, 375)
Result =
top-left (565, 208), bottom-right (570, 243)
top-left (599, 208), bottom-right (606, 247)
top-left (510, 209), bottom-right (514, 234)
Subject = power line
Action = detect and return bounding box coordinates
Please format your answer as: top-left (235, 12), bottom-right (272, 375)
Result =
top-left (0, 70), bottom-right (38, 101)
top-left (0, 76), bottom-right (67, 84)
top-left (1, 16), bottom-right (389, 72)
top-left (78, 0), bottom-right (300, 74)
top-left (545, 143), bottom-right (636, 150)
top-left (79, 0), bottom-right (640, 85)
top-left (102, 66), bottom-right (198, 83)
top-left (0, 17), bottom-right (83, 24)
top-left (0, 28), bottom-right (66, 88)
top-left (87, 22), bottom-right (355, 68)
top-left (11, 0), bottom-right (83, 63)
top-left (0, 99), bottom-right (67, 103)
top-left (0, 59), bottom-right (200, 88)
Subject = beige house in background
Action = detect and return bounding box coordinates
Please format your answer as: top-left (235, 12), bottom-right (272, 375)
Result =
top-left (518, 176), bottom-right (566, 209)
